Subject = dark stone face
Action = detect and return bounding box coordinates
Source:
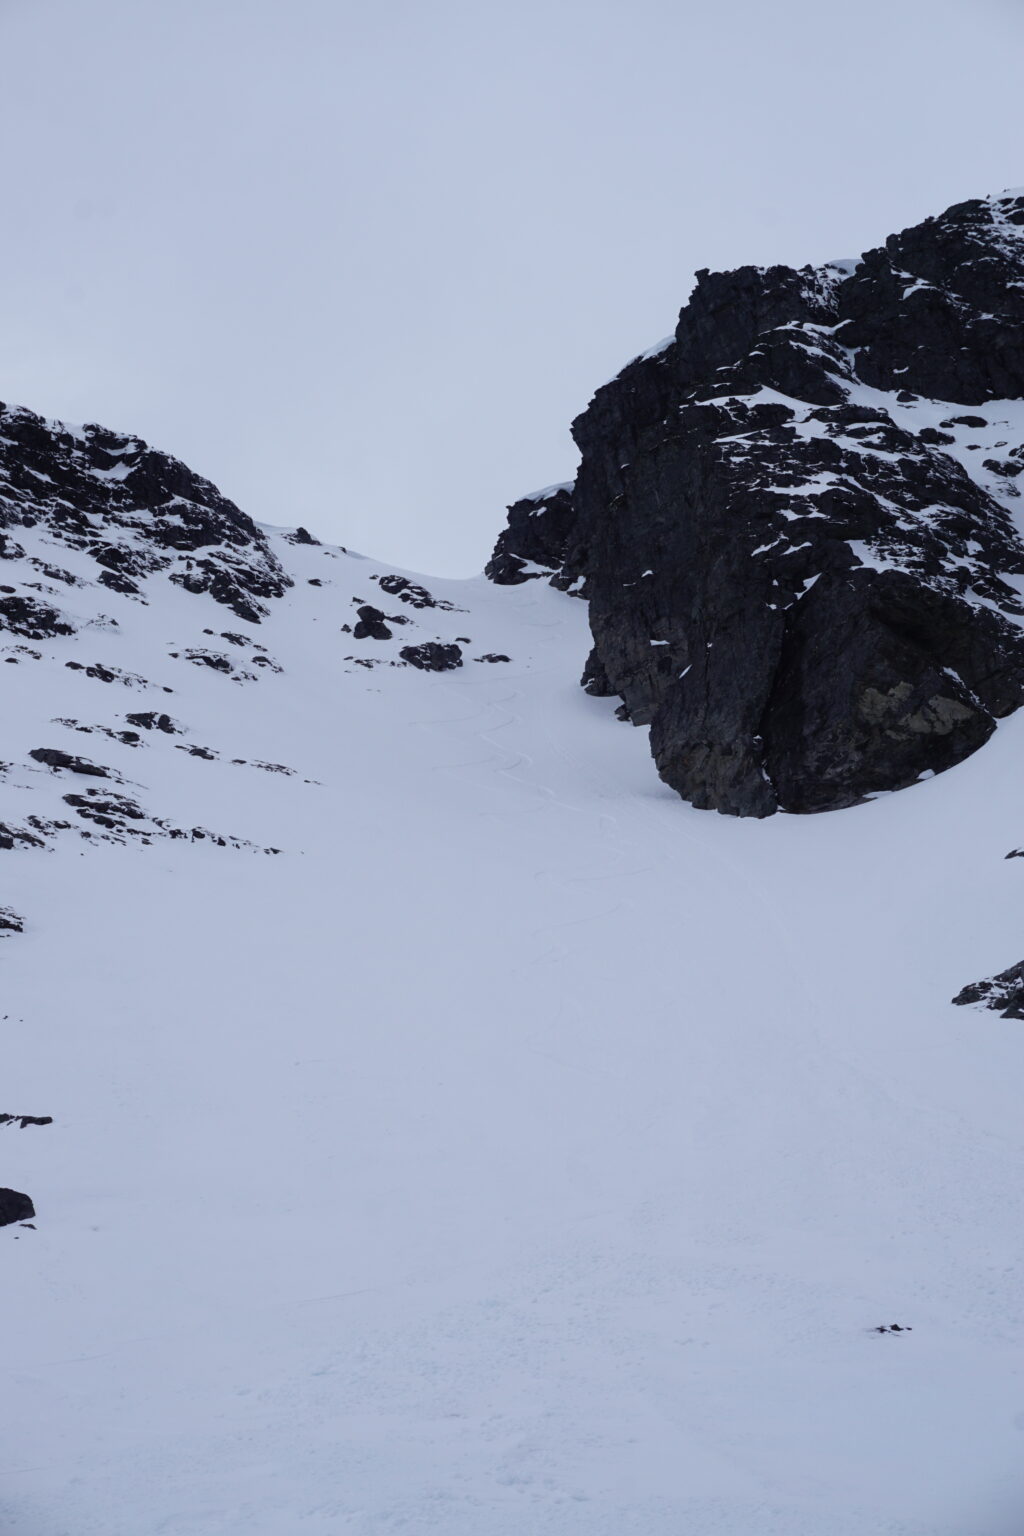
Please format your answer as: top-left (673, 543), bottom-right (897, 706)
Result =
top-left (0, 1188), bottom-right (34, 1226)
top-left (486, 486), bottom-right (580, 589)
top-left (374, 575), bottom-right (456, 611)
top-left (0, 593), bottom-right (75, 639)
top-left (953, 957), bottom-right (1024, 1018)
top-left (487, 191), bottom-right (1024, 816)
top-left (353, 605), bottom-right (393, 641)
top-left (399, 642), bottom-right (463, 672)
top-left (28, 748), bottom-right (112, 777)
top-left (125, 713), bottom-right (181, 734)
top-left (0, 406), bottom-right (293, 624)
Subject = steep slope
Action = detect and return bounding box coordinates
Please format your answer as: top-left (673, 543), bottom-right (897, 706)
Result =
top-left (490, 189), bottom-right (1024, 816)
top-left (3, 400), bottom-right (1024, 1535)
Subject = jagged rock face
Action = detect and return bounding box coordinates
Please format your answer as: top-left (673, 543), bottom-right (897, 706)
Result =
top-left (953, 957), bottom-right (1024, 1018)
top-left (0, 1188), bottom-right (35, 1225)
top-left (838, 193), bottom-right (1024, 402)
top-left (485, 484), bottom-right (582, 591)
top-left (0, 405), bottom-right (292, 624)
top-left (490, 190), bottom-right (1024, 815)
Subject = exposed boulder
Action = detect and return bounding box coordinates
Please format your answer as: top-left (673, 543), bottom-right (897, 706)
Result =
top-left (0, 593), bottom-right (75, 639)
top-left (29, 748), bottom-right (112, 777)
top-left (0, 1189), bottom-right (35, 1226)
top-left (489, 191), bottom-right (1024, 815)
top-left (400, 642), bottom-right (463, 672)
top-left (353, 604), bottom-right (393, 640)
top-left (125, 712), bottom-right (182, 734)
top-left (485, 484), bottom-right (580, 589)
top-left (373, 575), bottom-right (459, 611)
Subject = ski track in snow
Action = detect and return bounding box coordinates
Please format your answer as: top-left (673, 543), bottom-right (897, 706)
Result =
top-left (3, 535), bottom-right (1024, 1534)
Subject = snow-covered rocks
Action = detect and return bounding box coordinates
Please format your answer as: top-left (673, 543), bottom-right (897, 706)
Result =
top-left (953, 955), bottom-right (1024, 1017)
top-left (0, 402), bottom-right (292, 625)
top-left (490, 190), bottom-right (1024, 815)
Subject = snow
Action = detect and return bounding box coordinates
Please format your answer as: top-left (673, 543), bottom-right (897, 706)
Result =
top-left (521, 482), bottom-right (574, 504)
top-left (507, 556), bottom-right (558, 576)
top-left (636, 334), bottom-right (675, 362)
top-left (3, 521), bottom-right (1024, 1536)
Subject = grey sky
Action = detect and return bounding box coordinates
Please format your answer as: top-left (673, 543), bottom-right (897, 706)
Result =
top-left (2, 0), bottom-right (1023, 574)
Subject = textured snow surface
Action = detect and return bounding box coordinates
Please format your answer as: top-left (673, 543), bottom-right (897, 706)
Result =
top-left (3, 525), bottom-right (1024, 1534)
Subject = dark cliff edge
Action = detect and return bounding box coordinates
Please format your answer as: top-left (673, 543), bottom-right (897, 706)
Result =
top-left (488, 190), bottom-right (1024, 817)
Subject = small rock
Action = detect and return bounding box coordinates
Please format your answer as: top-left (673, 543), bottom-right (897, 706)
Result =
top-left (353, 605), bottom-right (393, 641)
top-left (400, 642), bottom-right (464, 672)
top-left (125, 711), bottom-right (181, 734)
top-left (0, 1189), bottom-right (34, 1226)
top-left (29, 748), bottom-right (111, 777)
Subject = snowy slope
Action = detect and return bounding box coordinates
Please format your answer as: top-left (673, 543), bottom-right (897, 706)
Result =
top-left (3, 445), bottom-right (1024, 1536)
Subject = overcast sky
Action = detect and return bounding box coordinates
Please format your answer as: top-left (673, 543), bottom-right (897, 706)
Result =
top-left (1, 0), bottom-right (1023, 574)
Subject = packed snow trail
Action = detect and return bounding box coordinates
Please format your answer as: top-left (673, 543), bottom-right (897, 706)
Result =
top-left (3, 536), bottom-right (1024, 1535)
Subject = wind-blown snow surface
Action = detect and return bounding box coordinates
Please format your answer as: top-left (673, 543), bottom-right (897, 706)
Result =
top-left (4, 528), bottom-right (1024, 1535)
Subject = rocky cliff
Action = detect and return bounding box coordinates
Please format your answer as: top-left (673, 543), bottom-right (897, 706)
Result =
top-left (489, 190), bottom-right (1024, 815)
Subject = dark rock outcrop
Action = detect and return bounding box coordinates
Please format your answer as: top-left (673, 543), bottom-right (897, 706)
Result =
top-left (353, 604), bottom-right (393, 640)
top-left (0, 825), bottom-right (46, 851)
top-left (29, 748), bottom-right (112, 777)
top-left (489, 190), bottom-right (1024, 815)
top-left (0, 593), bottom-right (75, 639)
top-left (0, 1189), bottom-right (35, 1225)
top-left (486, 484), bottom-right (581, 589)
top-left (373, 575), bottom-right (458, 611)
top-left (953, 959), bottom-right (1024, 1018)
top-left (400, 642), bottom-right (463, 672)
top-left (125, 712), bottom-right (182, 734)
top-left (0, 406), bottom-right (292, 623)
top-left (63, 790), bottom-right (147, 825)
